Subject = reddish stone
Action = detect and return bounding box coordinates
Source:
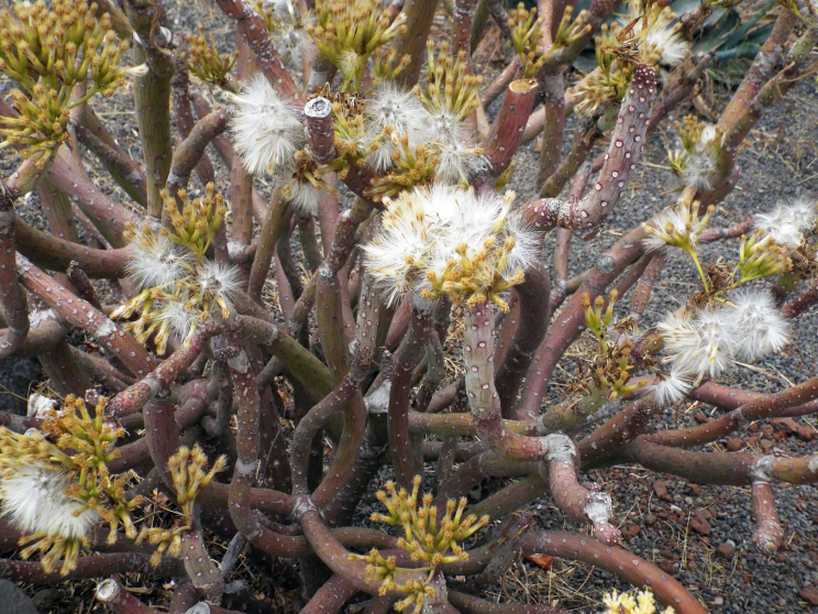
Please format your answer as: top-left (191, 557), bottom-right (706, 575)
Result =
top-left (654, 479), bottom-right (672, 501)
top-left (725, 437), bottom-right (743, 451)
top-left (690, 510), bottom-right (711, 535)
top-left (799, 585), bottom-right (818, 606)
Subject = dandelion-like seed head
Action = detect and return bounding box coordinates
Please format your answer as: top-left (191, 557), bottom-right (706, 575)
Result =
top-left (622, 0), bottom-right (690, 67)
top-left (364, 84), bottom-right (435, 172)
top-left (724, 289), bottom-right (790, 361)
top-left (427, 110), bottom-right (488, 185)
top-left (127, 226), bottom-right (194, 290)
top-left (230, 74), bottom-right (304, 175)
top-left (652, 368), bottom-right (692, 406)
top-left (0, 463), bottom-right (98, 541)
top-left (658, 308), bottom-right (737, 381)
top-left (753, 198), bottom-right (817, 249)
top-left (363, 185), bottom-right (539, 309)
top-left (362, 186), bottom-right (444, 306)
top-left (157, 299), bottom-right (197, 344)
top-left (196, 261), bottom-right (242, 319)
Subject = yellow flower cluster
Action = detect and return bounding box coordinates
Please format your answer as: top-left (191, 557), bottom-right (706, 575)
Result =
top-left (352, 476), bottom-right (489, 613)
top-left (367, 134), bottom-right (439, 200)
top-left (0, 395), bottom-right (140, 575)
top-left (186, 31), bottom-right (236, 88)
top-left (306, 0), bottom-right (406, 89)
top-left (112, 183), bottom-right (235, 355)
top-left (163, 183), bottom-right (228, 259)
top-left (417, 41), bottom-right (482, 120)
top-left (582, 290), bottom-right (641, 400)
top-left (0, 0), bottom-right (127, 165)
top-left (136, 444), bottom-right (226, 566)
top-left (603, 588), bottom-right (675, 614)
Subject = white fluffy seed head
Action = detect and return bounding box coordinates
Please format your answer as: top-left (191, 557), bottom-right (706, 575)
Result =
top-left (280, 176), bottom-right (322, 216)
top-left (645, 18), bottom-right (689, 66)
top-left (427, 110), bottom-right (488, 184)
top-left (642, 207), bottom-right (693, 252)
top-left (365, 85), bottom-right (435, 171)
top-left (230, 74), bottom-right (304, 175)
top-left (422, 188), bottom-right (538, 291)
top-left (158, 299), bottom-right (196, 343)
top-left (753, 198), bottom-right (817, 249)
top-left (652, 368), bottom-right (692, 406)
top-left (724, 289), bottom-right (790, 361)
top-left (197, 261), bottom-right (242, 312)
top-left (362, 186), bottom-right (443, 305)
top-left (658, 309), bottom-right (737, 381)
top-left (0, 464), bottom-right (98, 540)
top-left (128, 231), bottom-right (193, 289)
top-left (362, 184), bottom-right (539, 304)
top-left (624, 0), bottom-right (690, 67)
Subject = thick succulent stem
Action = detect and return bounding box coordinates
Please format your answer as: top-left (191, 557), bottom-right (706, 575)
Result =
top-left (124, 0), bottom-right (175, 218)
top-left (396, 0), bottom-right (441, 87)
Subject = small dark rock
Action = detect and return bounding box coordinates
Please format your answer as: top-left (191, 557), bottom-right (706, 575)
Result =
top-left (0, 580), bottom-right (39, 614)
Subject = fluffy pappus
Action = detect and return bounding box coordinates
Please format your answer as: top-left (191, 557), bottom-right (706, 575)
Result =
top-left (658, 308), bottom-right (737, 381)
top-left (0, 463), bottom-right (98, 541)
top-left (196, 260), bottom-right (243, 317)
top-left (753, 198), bottom-right (817, 249)
top-left (127, 228), bottom-right (194, 289)
top-left (422, 188), bottom-right (539, 289)
top-left (157, 299), bottom-right (196, 343)
top-left (652, 368), bottom-right (692, 406)
top-left (725, 289), bottom-right (790, 361)
top-left (427, 109), bottom-right (488, 185)
top-left (623, 0), bottom-right (690, 67)
top-left (363, 184), bottom-right (539, 306)
top-left (362, 186), bottom-right (441, 306)
top-left (230, 74), bottom-right (304, 175)
top-left (364, 84), bottom-right (435, 171)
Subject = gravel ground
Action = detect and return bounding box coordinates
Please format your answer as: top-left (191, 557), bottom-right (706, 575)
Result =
top-left (1, 1), bottom-right (816, 612)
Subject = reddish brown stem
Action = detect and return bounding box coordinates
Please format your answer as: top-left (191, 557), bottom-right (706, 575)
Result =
top-left (18, 256), bottom-right (155, 376)
top-left (495, 266), bottom-right (550, 416)
top-left (520, 531), bottom-right (706, 614)
top-left (524, 65), bottom-right (659, 234)
top-left (108, 323), bottom-right (223, 416)
top-left (0, 181), bottom-right (29, 358)
top-left (751, 480), bottom-right (784, 553)
top-left (167, 109), bottom-right (228, 194)
top-left (481, 79), bottom-right (539, 179)
top-left (96, 578), bottom-right (160, 613)
top-left (518, 226), bottom-right (647, 418)
top-left (541, 433), bottom-right (621, 544)
top-left (74, 121), bottom-right (148, 207)
top-left (213, 0), bottom-right (300, 100)
top-left (304, 97), bottom-right (336, 163)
